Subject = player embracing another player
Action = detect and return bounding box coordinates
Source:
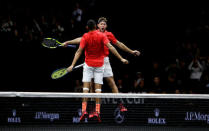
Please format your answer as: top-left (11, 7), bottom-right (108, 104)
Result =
top-left (67, 19), bottom-right (128, 122)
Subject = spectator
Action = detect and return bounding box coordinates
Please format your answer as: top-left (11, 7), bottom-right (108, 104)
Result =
top-left (188, 57), bottom-right (204, 93)
top-left (74, 80), bottom-right (83, 93)
top-left (72, 2), bottom-right (83, 35)
top-left (165, 59), bottom-right (179, 78)
top-left (131, 72), bottom-right (147, 93)
top-left (149, 76), bottom-right (164, 93)
top-left (1, 15), bottom-right (13, 33)
top-left (151, 60), bottom-right (164, 77)
top-left (200, 71), bottom-right (209, 93)
top-left (51, 19), bottom-right (65, 38)
top-left (191, 42), bottom-right (200, 58)
top-left (72, 3), bottom-right (83, 23)
top-left (122, 73), bottom-right (133, 93)
top-left (165, 74), bottom-right (180, 94)
top-left (202, 56), bottom-right (209, 71)
top-left (39, 15), bottom-right (49, 36)
top-left (133, 72), bottom-right (143, 89)
top-left (176, 58), bottom-right (190, 93)
top-left (117, 79), bottom-right (123, 93)
top-left (135, 79), bottom-right (146, 93)
top-left (177, 41), bottom-right (194, 64)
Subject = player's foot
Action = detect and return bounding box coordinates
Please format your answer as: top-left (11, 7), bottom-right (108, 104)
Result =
top-left (89, 112), bottom-right (101, 122)
top-left (80, 111), bottom-right (88, 121)
top-left (89, 112), bottom-right (94, 118)
top-left (119, 103), bottom-right (127, 112)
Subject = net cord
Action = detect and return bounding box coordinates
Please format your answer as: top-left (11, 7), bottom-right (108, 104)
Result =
top-left (0, 92), bottom-right (208, 99)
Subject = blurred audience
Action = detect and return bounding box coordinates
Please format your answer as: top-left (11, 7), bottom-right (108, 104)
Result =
top-left (131, 72), bottom-right (147, 93)
top-left (1, 2), bottom-right (209, 94)
top-left (149, 76), bottom-right (164, 93)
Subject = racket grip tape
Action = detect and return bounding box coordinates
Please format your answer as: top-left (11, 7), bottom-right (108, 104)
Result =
top-left (67, 45), bottom-right (77, 48)
top-left (72, 63), bottom-right (84, 70)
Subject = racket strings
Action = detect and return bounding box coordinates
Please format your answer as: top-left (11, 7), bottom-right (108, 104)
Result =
top-left (43, 39), bottom-right (57, 48)
top-left (51, 68), bottom-right (68, 79)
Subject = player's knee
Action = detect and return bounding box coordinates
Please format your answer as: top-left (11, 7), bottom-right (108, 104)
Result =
top-left (95, 88), bottom-right (102, 93)
top-left (83, 87), bottom-right (89, 93)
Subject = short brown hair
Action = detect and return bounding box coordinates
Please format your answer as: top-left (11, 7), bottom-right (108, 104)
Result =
top-left (98, 17), bottom-right (107, 24)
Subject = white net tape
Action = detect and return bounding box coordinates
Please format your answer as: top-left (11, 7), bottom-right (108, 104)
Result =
top-left (0, 92), bottom-right (209, 99)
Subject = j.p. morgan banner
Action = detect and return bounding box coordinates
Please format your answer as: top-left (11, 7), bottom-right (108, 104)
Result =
top-left (185, 112), bottom-right (209, 124)
top-left (0, 97), bottom-right (208, 126)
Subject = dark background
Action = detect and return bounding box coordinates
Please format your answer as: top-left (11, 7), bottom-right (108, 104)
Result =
top-left (1, 1), bottom-right (209, 93)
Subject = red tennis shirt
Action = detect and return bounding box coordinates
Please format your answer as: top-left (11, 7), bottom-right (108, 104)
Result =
top-left (97, 30), bottom-right (118, 57)
top-left (80, 30), bottom-right (110, 67)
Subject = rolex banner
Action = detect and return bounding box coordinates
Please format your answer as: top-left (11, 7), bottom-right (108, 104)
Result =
top-left (0, 97), bottom-right (208, 127)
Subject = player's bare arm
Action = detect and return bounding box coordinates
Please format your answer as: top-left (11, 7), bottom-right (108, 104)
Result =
top-left (106, 43), bottom-right (129, 64)
top-left (115, 41), bottom-right (140, 56)
top-left (63, 37), bottom-right (82, 47)
top-left (67, 47), bottom-right (83, 72)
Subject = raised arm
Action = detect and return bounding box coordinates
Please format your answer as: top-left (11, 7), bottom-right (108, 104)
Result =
top-left (115, 40), bottom-right (140, 56)
top-left (106, 43), bottom-right (129, 64)
top-left (188, 61), bottom-right (194, 70)
top-left (197, 60), bottom-right (204, 71)
top-left (63, 37), bottom-right (82, 46)
top-left (67, 47), bottom-right (83, 72)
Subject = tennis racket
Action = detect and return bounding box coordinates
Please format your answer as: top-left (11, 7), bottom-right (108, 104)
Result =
top-left (51, 63), bottom-right (84, 79)
top-left (42, 38), bottom-right (76, 49)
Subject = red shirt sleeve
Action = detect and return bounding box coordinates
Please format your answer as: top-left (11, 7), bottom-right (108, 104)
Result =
top-left (79, 36), bottom-right (86, 49)
top-left (102, 34), bottom-right (110, 46)
top-left (107, 32), bottom-right (117, 44)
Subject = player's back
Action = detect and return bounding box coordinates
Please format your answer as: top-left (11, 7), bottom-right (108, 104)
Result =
top-left (81, 30), bottom-right (109, 67)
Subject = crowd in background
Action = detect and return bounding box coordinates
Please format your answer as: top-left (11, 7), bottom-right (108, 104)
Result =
top-left (0, 1), bottom-right (93, 47)
top-left (1, 1), bottom-right (209, 94)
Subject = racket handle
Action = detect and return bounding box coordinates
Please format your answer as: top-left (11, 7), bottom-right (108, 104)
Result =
top-left (59, 44), bottom-right (76, 48)
top-left (67, 45), bottom-right (76, 48)
top-left (72, 63), bottom-right (84, 70)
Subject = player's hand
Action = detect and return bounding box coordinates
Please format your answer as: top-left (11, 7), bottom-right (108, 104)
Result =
top-left (63, 42), bottom-right (68, 47)
top-left (67, 65), bottom-right (74, 72)
top-left (121, 59), bottom-right (129, 64)
top-left (132, 50), bottom-right (140, 56)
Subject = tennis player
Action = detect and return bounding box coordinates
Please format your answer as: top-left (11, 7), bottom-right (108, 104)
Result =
top-left (67, 19), bottom-right (128, 122)
top-left (63, 17), bottom-right (140, 111)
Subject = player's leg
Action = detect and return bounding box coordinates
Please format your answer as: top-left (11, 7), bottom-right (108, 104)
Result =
top-left (90, 79), bottom-right (95, 93)
top-left (94, 65), bottom-right (104, 114)
top-left (105, 76), bottom-right (119, 93)
top-left (82, 82), bottom-right (90, 113)
top-left (103, 57), bottom-right (119, 93)
top-left (103, 57), bottom-right (127, 112)
top-left (90, 65), bottom-right (104, 122)
top-left (89, 83), bottom-right (102, 122)
top-left (89, 79), bottom-right (95, 101)
top-left (94, 83), bottom-right (102, 114)
top-left (105, 77), bottom-right (127, 112)
top-left (80, 63), bottom-right (93, 121)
